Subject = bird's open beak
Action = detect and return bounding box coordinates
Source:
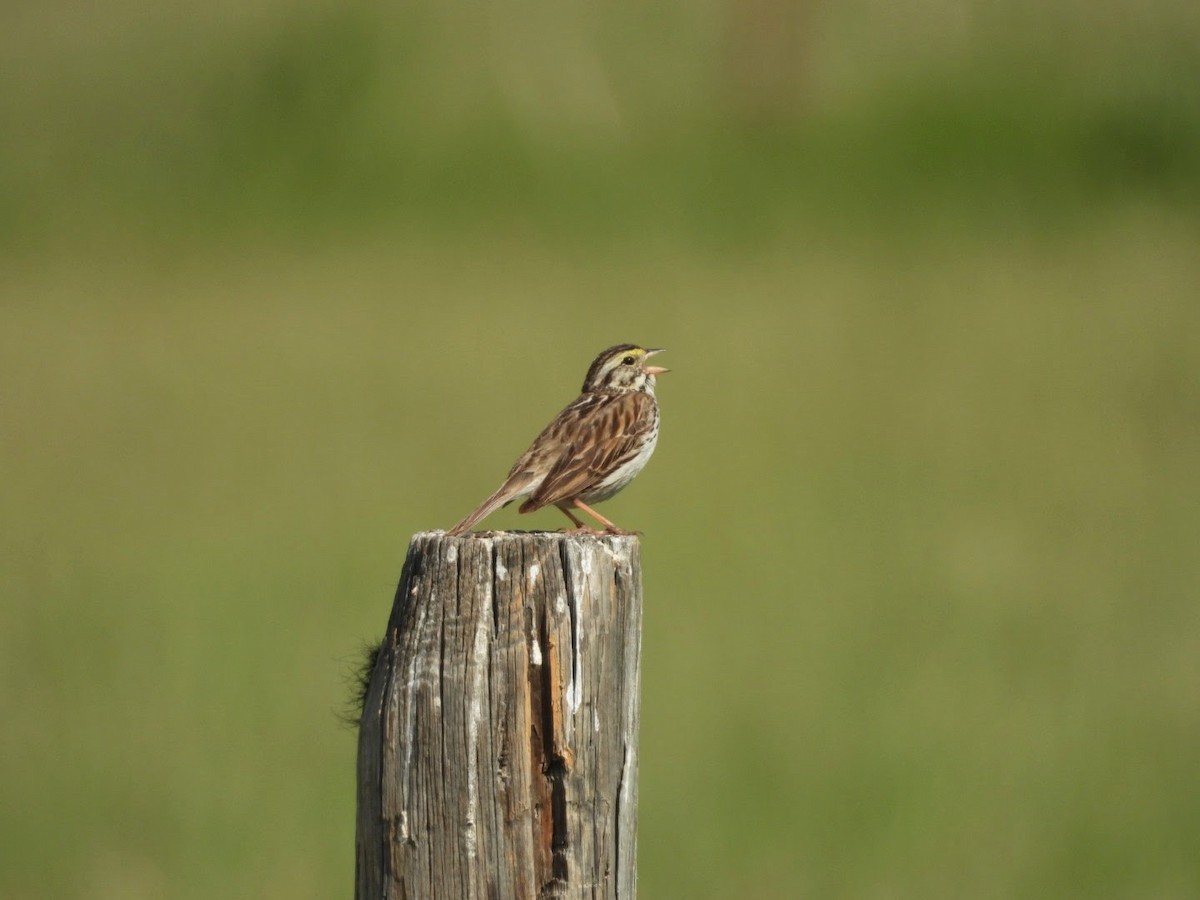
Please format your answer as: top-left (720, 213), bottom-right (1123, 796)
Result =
top-left (642, 348), bottom-right (669, 376)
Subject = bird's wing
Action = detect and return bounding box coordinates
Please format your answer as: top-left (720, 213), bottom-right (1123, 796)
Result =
top-left (521, 392), bottom-right (651, 512)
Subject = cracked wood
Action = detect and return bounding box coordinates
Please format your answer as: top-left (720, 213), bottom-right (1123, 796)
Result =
top-left (355, 532), bottom-right (643, 900)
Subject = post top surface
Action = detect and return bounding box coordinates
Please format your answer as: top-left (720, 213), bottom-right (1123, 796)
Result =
top-left (414, 529), bottom-right (640, 548)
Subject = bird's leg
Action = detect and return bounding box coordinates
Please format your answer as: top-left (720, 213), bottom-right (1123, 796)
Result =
top-left (555, 504), bottom-right (599, 534)
top-left (570, 498), bottom-right (635, 535)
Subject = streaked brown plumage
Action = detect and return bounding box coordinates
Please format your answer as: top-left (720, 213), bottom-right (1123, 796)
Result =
top-left (448, 344), bottom-right (668, 535)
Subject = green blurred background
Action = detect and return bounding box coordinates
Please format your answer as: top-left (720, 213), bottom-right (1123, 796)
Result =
top-left (3, 0), bottom-right (1199, 897)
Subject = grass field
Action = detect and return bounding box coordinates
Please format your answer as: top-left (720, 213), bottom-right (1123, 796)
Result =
top-left (3, 0), bottom-right (1199, 897)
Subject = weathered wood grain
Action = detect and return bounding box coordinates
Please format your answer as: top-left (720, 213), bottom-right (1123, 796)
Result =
top-left (356, 531), bottom-right (643, 900)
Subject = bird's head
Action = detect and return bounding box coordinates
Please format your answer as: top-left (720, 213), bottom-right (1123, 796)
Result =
top-left (582, 344), bottom-right (669, 394)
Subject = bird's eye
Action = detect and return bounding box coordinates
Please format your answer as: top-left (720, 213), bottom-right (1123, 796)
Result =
top-left (622, 356), bottom-right (636, 366)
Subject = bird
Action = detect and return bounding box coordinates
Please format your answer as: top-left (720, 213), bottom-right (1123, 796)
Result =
top-left (448, 343), bottom-right (668, 535)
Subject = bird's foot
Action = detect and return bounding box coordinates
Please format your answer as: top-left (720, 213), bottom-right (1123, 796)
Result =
top-left (562, 525), bottom-right (641, 537)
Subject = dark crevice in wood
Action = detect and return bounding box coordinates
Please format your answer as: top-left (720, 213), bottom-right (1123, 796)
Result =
top-left (557, 539), bottom-right (582, 737)
top-left (528, 602), bottom-right (550, 882)
top-left (536, 586), bottom-right (571, 893)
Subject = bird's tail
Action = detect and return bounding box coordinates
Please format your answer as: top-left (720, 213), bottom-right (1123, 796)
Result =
top-left (447, 485), bottom-right (515, 536)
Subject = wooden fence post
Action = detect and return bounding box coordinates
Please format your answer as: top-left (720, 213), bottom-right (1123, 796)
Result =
top-left (355, 531), bottom-right (643, 899)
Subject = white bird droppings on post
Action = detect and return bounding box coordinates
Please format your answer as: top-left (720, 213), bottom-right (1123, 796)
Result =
top-left (567, 582), bottom-right (582, 717)
top-left (568, 663), bottom-right (582, 716)
top-left (528, 562), bottom-right (540, 582)
top-left (567, 609), bottom-right (583, 718)
top-left (530, 637), bottom-right (542, 666)
top-left (445, 543), bottom-right (458, 563)
top-left (619, 741), bottom-right (634, 810)
top-left (397, 598), bottom-right (432, 808)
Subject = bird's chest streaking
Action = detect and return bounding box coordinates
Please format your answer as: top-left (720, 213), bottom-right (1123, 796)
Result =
top-left (581, 408), bottom-right (659, 502)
